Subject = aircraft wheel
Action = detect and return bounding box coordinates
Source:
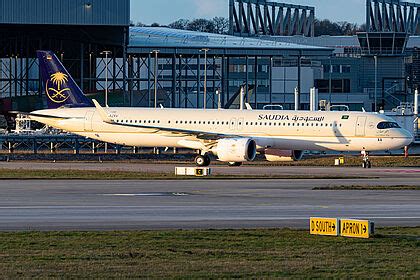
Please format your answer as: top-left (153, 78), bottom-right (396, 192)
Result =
top-left (203, 155), bottom-right (211, 166)
top-left (228, 162), bottom-right (242, 167)
top-left (195, 155), bottom-right (210, 167)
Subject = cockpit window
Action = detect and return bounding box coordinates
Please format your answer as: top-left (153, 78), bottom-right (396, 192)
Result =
top-left (377, 122), bottom-right (400, 129)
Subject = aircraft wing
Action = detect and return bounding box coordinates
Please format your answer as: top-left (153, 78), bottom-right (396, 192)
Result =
top-left (92, 100), bottom-right (241, 141)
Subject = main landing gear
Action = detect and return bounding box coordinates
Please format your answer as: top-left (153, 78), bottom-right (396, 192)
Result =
top-left (194, 154), bottom-right (211, 167)
top-left (194, 154), bottom-right (242, 167)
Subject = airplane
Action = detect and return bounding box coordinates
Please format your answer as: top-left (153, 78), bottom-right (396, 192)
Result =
top-left (17, 51), bottom-right (414, 167)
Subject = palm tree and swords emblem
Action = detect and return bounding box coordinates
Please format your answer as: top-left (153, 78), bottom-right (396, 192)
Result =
top-left (46, 72), bottom-right (70, 103)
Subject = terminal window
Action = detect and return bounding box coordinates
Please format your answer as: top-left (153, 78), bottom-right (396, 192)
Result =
top-left (315, 79), bottom-right (351, 93)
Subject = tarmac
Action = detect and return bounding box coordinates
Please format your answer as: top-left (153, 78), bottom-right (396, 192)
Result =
top-left (0, 163), bottom-right (419, 231)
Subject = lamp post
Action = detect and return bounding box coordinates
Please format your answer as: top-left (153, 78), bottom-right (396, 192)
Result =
top-left (101, 51), bottom-right (112, 107)
top-left (374, 55), bottom-right (378, 112)
top-left (201, 48), bottom-right (210, 109)
top-left (216, 88), bottom-right (221, 109)
top-left (151, 50), bottom-right (160, 108)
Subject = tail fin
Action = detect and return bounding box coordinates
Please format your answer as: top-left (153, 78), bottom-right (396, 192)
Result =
top-left (37, 50), bottom-right (93, 109)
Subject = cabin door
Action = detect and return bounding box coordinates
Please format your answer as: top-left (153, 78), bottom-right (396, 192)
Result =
top-left (84, 111), bottom-right (95, 132)
top-left (355, 116), bottom-right (366, 136)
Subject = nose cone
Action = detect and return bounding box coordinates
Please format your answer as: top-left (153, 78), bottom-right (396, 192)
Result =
top-left (400, 128), bottom-right (415, 147)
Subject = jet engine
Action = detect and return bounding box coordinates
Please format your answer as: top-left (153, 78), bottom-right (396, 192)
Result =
top-left (264, 149), bottom-right (304, 162)
top-left (215, 138), bottom-right (257, 162)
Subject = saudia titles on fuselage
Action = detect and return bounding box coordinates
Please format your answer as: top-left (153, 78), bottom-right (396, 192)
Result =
top-left (258, 114), bottom-right (325, 122)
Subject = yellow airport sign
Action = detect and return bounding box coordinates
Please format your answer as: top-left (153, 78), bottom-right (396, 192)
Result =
top-left (195, 168), bottom-right (204, 176)
top-left (310, 217), bottom-right (339, 236)
top-left (340, 219), bottom-right (374, 239)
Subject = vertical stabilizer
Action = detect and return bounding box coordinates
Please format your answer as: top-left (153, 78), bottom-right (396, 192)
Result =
top-left (37, 50), bottom-right (93, 109)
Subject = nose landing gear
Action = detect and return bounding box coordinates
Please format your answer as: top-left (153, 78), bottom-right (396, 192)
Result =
top-left (361, 148), bottom-right (371, 168)
top-left (362, 159), bottom-right (372, 169)
top-left (194, 154), bottom-right (211, 167)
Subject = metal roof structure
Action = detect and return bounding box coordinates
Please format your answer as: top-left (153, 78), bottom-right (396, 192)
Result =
top-left (229, 0), bottom-right (315, 37)
top-left (128, 27), bottom-right (332, 56)
top-left (267, 34), bottom-right (420, 51)
top-left (0, 0), bottom-right (130, 26)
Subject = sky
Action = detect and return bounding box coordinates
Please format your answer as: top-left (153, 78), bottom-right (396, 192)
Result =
top-left (130, 0), bottom-right (369, 25)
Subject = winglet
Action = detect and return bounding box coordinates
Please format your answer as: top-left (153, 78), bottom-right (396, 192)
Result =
top-left (92, 99), bottom-right (113, 123)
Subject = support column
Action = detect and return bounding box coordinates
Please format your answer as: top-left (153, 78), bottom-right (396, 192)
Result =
top-left (74, 139), bottom-right (79, 155)
top-left (80, 43), bottom-right (84, 92)
top-left (254, 56), bottom-right (258, 105)
top-left (33, 139), bottom-right (37, 155)
top-left (148, 53), bottom-right (152, 107)
top-left (178, 56), bottom-right (182, 108)
top-left (245, 56), bottom-right (249, 103)
top-left (197, 54), bottom-right (201, 108)
top-left (294, 87), bottom-right (299, 111)
top-left (122, 28), bottom-right (128, 105)
top-left (297, 54), bottom-right (302, 110)
top-left (128, 55), bottom-right (133, 107)
top-left (221, 55), bottom-right (227, 108)
top-left (269, 56), bottom-right (273, 105)
top-left (172, 54), bottom-right (177, 108)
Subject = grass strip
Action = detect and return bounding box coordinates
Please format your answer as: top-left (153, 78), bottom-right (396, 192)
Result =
top-left (247, 156), bottom-right (420, 167)
top-left (0, 228), bottom-right (418, 278)
top-left (0, 169), bottom-right (373, 180)
top-left (313, 185), bottom-right (420, 190)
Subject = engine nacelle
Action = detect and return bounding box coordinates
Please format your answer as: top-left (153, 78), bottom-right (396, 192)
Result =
top-left (264, 149), bottom-right (304, 162)
top-left (215, 138), bottom-right (257, 162)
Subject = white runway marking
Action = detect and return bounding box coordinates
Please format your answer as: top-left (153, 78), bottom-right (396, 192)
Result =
top-left (101, 192), bottom-right (190, 197)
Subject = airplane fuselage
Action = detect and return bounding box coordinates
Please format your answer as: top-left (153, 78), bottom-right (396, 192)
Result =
top-left (30, 107), bottom-right (413, 153)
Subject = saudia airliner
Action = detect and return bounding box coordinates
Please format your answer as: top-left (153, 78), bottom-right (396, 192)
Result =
top-left (20, 51), bottom-right (414, 167)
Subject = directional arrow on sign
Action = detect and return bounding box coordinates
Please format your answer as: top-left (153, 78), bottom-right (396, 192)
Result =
top-left (332, 224), bottom-right (336, 231)
top-left (363, 225), bottom-right (367, 233)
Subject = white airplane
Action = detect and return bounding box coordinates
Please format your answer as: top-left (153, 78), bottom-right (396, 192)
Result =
top-left (18, 51), bottom-right (414, 167)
